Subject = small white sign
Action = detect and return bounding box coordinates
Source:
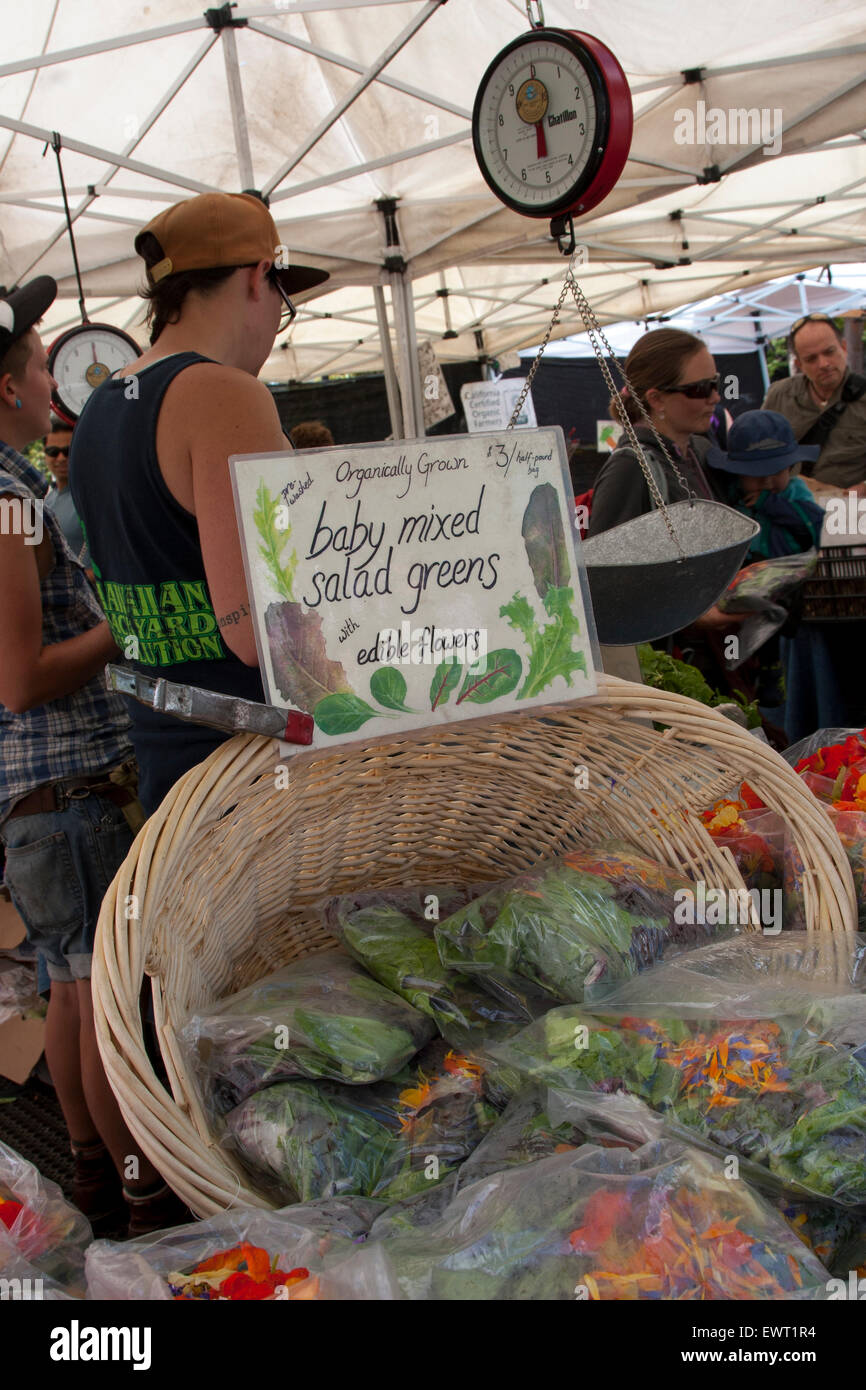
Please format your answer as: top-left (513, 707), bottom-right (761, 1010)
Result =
top-left (417, 340), bottom-right (455, 431)
top-left (461, 380), bottom-right (537, 433)
top-left (596, 420), bottom-right (618, 452)
top-left (230, 428), bottom-right (596, 754)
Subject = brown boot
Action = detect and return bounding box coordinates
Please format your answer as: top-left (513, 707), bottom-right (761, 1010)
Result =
top-left (123, 1180), bottom-right (192, 1240)
top-left (70, 1140), bottom-right (125, 1233)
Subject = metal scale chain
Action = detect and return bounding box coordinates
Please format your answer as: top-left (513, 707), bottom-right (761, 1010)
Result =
top-left (507, 251), bottom-right (692, 558)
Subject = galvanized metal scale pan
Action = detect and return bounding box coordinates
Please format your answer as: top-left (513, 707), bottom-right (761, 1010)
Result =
top-left (582, 500), bottom-right (759, 646)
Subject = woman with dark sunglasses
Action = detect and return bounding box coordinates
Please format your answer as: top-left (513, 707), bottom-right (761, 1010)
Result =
top-left (588, 328), bottom-right (726, 539)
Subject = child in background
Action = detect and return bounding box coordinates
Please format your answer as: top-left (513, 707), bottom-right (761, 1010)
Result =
top-left (706, 410), bottom-right (824, 560)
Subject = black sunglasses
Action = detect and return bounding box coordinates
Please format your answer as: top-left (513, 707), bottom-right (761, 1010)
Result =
top-left (267, 267), bottom-right (296, 332)
top-left (45, 445), bottom-right (70, 458)
top-left (661, 374), bottom-right (721, 400)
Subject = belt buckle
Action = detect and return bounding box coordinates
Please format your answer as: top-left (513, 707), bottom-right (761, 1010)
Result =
top-left (65, 786), bottom-right (92, 801)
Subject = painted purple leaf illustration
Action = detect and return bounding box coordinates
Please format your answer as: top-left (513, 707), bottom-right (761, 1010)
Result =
top-left (522, 482), bottom-right (571, 599)
top-left (265, 600), bottom-right (353, 713)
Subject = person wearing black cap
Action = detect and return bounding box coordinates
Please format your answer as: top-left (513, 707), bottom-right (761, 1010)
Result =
top-left (69, 191), bottom-right (329, 814)
top-left (0, 278), bottom-right (185, 1235)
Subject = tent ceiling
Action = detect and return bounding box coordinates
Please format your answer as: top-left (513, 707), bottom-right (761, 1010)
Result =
top-left (1, 0), bottom-right (865, 381)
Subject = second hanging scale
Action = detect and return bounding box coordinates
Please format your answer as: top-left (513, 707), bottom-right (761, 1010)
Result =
top-left (471, 5), bottom-right (757, 645)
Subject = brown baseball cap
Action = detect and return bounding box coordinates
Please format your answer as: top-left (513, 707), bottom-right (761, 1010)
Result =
top-left (134, 192), bottom-right (329, 295)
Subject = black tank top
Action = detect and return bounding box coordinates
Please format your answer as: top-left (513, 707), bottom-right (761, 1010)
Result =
top-left (69, 352), bottom-right (265, 814)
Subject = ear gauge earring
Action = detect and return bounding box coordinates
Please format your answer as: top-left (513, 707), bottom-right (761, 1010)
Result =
top-left (15, 398), bottom-right (22, 409)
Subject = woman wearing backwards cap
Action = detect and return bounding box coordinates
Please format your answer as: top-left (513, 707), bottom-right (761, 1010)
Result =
top-left (69, 192), bottom-right (328, 814)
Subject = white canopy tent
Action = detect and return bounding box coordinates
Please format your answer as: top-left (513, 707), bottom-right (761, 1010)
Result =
top-left (1, 0), bottom-right (865, 433)
top-left (529, 266), bottom-right (866, 360)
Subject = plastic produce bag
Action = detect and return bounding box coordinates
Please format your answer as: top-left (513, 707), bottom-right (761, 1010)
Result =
top-left (0, 959), bottom-right (42, 1025)
top-left (225, 1041), bottom-right (497, 1205)
top-left (86, 1197), bottom-right (385, 1300)
top-left (0, 1139), bottom-right (91, 1297)
top-left (781, 728), bottom-right (866, 770)
top-left (717, 552), bottom-right (818, 667)
top-left (369, 1126), bottom-right (829, 1300)
top-left (322, 885), bottom-right (535, 1042)
top-left (434, 842), bottom-right (728, 1015)
top-left (586, 933), bottom-right (866, 1012)
top-left (179, 950), bottom-right (435, 1114)
top-left (493, 994), bottom-right (866, 1205)
top-left (699, 801), bottom-right (784, 896)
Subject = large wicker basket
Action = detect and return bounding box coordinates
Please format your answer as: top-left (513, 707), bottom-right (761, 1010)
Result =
top-left (92, 675), bottom-right (856, 1216)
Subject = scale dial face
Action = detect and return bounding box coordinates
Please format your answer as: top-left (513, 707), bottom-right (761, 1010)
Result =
top-left (47, 323), bottom-right (142, 422)
top-left (472, 29), bottom-right (632, 220)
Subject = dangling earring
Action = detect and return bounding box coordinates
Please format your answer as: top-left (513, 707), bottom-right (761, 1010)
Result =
top-left (14, 398), bottom-right (22, 409)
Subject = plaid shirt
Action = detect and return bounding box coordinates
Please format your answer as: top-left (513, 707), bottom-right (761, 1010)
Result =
top-left (0, 442), bottom-right (132, 820)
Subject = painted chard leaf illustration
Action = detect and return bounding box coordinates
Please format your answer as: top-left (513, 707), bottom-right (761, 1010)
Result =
top-left (455, 648), bottom-right (521, 704)
top-left (430, 660), bottom-right (462, 710)
top-left (370, 666), bottom-right (414, 712)
top-left (522, 482), bottom-right (570, 597)
top-left (254, 480), bottom-right (297, 600)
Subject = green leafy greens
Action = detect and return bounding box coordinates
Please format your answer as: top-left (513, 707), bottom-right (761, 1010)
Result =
top-left (500, 586), bottom-right (586, 700)
top-left (254, 480), bottom-right (296, 601)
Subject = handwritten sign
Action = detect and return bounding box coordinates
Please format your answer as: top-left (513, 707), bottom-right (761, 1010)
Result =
top-left (461, 380), bottom-right (537, 433)
top-left (229, 428), bottom-right (596, 753)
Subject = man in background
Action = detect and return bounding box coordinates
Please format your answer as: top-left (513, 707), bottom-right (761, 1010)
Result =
top-left (44, 415), bottom-right (91, 570)
top-left (763, 314), bottom-right (866, 495)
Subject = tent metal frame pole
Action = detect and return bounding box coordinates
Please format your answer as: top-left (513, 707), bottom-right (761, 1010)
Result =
top-left (13, 35), bottom-right (218, 283)
top-left (0, 19), bottom-right (207, 78)
top-left (389, 270), bottom-right (419, 438)
top-left (270, 131), bottom-right (469, 202)
top-left (0, 115), bottom-right (216, 193)
top-left (248, 19), bottom-right (471, 119)
top-left (401, 273), bottom-right (425, 435)
top-left (221, 26), bottom-right (255, 190)
top-left (373, 284), bottom-right (404, 439)
top-left (263, 0), bottom-right (447, 196)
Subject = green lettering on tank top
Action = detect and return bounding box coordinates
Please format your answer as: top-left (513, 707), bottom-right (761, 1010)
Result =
top-left (158, 582), bottom-right (184, 614)
top-left (91, 575), bottom-right (228, 667)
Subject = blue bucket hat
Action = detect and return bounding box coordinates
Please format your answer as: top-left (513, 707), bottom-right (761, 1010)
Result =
top-left (707, 409), bottom-right (820, 476)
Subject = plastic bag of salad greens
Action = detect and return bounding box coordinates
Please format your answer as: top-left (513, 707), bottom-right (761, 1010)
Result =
top-left (322, 885), bottom-right (538, 1040)
top-left (179, 950), bottom-right (435, 1115)
top-left (0, 1139), bottom-right (91, 1297)
top-left (585, 933), bottom-right (866, 1012)
top-left (433, 842), bottom-right (727, 1016)
top-left (493, 995), bottom-right (866, 1205)
top-left (225, 1041), bottom-right (498, 1205)
top-left (367, 1125), bottom-right (829, 1300)
top-left (86, 1197), bottom-right (384, 1301)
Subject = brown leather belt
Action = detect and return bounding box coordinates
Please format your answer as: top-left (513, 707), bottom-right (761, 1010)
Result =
top-left (7, 766), bottom-right (138, 820)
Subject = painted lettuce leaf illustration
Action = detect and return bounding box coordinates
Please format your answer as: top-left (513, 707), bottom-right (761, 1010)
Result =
top-left (254, 480), bottom-right (297, 601)
top-left (265, 602), bottom-right (354, 714)
top-left (501, 587), bottom-right (586, 700)
top-left (522, 482), bottom-right (570, 598)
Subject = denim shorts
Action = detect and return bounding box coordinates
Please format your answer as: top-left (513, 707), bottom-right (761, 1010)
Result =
top-left (0, 793), bottom-right (134, 983)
